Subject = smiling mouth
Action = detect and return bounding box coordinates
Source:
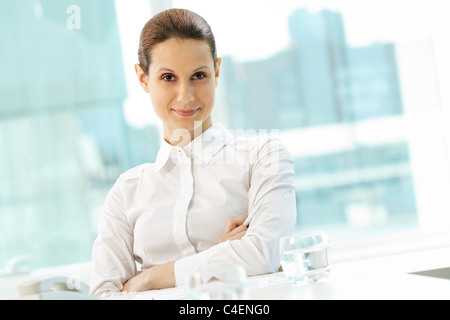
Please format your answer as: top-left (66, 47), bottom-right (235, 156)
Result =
top-left (172, 108), bottom-right (200, 117)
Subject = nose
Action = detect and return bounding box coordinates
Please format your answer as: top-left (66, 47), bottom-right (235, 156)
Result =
top-left (177, 80), bottom-right (195, 104)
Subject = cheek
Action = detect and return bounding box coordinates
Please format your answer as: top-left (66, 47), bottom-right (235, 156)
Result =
top-left (149, 85), bottom-right (171, 112)
top-left (197, 83), bottom-right (216, 107)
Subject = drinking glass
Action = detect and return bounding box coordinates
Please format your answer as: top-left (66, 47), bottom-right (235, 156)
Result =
top-left (280, 232), bottom-right (331, 284)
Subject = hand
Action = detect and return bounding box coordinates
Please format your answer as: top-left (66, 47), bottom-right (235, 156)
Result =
top-left (122, 261), bottom-right (175, 292)
top-left (219, 217), bottom-right (247, 243)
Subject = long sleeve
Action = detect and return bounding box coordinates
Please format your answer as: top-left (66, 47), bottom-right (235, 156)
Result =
top-left (174, 137), bottom-right (297, 286)
top-left (89, 181), bottom-right (137, 298)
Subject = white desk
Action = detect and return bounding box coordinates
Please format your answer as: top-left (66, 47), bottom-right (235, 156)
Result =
top-left (4, 247), bottom-right (450, 300)
top-left (128, 246), bottom-right (450, 300)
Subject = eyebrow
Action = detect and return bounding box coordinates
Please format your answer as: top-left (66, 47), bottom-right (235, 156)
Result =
top-left (157, 66), bottom-right (211, 73)
top-left (193, 65), bottom-right (210, 72)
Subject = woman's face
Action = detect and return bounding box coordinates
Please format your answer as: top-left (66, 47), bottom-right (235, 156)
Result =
top-left (136, 38), bottom-right (221, 145)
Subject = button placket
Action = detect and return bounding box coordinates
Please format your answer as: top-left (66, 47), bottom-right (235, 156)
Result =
top-left (172, 149), bottom-right (196, 256)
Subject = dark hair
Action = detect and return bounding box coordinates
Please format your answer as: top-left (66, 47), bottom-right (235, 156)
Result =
top-left (138, 8), bottom-right (217, 75)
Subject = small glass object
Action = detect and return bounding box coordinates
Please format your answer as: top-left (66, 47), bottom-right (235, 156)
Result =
top-left (280, 232), bottom-right (331, 284)
top-left (185, 264), bottom-right (248, 300)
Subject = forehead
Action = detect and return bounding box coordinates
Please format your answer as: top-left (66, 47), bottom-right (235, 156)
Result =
top-left (149, 38), bottom-right (214, 71)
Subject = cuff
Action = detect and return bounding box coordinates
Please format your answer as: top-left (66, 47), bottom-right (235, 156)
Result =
top-left (174, 250), bottom-right (211, 287)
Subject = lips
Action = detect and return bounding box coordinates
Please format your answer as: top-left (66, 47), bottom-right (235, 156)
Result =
top-left (172, 108), bottom-right (200, 117)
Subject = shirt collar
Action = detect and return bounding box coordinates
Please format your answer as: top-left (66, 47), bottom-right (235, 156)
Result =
top-left (154, 122), bottom-right (233, 171)
top-left (154, 138), bottom-right (174, 171)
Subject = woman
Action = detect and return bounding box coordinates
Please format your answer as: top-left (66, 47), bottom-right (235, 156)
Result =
top-left (89, 8), bottom-right (296, 298)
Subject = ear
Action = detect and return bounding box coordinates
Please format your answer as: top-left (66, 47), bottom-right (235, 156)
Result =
top-left (214, 57), bottom-right (222, 88)
top-left (135, 64), bottom-right (150, 93)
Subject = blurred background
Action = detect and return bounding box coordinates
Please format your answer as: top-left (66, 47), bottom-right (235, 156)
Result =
top-left (1, 0), bottom-right (450, 272)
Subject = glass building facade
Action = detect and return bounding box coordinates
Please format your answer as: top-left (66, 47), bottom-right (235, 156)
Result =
top-left (220, 8), bottom-right (417, 236)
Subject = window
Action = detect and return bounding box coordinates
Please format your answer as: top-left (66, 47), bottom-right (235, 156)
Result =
top-left (0, 0), bottom-right (159, 270)
top-left (1, 0), bottom-right (449, 271)
top-left (176, 0), bottom-right (450, 240)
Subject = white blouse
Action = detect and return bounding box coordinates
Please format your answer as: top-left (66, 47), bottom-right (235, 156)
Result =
top-left (89, 123), bottom-right (297, 298)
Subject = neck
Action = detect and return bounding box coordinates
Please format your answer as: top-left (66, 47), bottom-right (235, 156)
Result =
top-left (164, 119), bottom-right (213, 148)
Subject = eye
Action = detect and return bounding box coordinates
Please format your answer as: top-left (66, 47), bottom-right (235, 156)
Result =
top-left (192, 72), bottom-right (206, 80)
top-left (162, 74), bottom-right (176, 82)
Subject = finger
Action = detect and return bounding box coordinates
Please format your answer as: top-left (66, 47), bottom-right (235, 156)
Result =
top-left (229, 217), bottom-right (246, 227)
top-left (224, 217), bottom-right (246, 233)
top-left (228, 224), bottom-right (247, 237)
top-left (229, 229), bottom-right (247, 241)
top-left (219, 229), bottom-right (247, 243)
